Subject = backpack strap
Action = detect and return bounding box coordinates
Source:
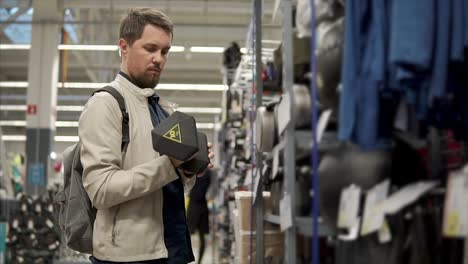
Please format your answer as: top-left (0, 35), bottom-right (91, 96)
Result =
top-left (92, 86), bottom-right (130, 152)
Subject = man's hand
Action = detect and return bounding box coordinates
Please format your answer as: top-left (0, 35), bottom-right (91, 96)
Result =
top-left (196, 142), bottom-right (215, 178)
top-left (206, 142), bottom-right (215, 169)
top-left (172, 142), bottom-right (215, 177)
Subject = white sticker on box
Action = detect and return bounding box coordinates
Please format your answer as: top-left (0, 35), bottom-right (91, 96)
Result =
top-left (280, 194), bottom-right (293, 231)
top-left (361, 179), bottom-right (390, 236)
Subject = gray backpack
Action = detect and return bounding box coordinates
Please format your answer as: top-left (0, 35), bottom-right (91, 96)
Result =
top-left (54, 86), bottom-right (129, 254)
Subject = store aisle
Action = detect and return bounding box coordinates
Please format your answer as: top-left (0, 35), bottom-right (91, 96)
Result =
top-left (190, 233), bottom-right (216, 264)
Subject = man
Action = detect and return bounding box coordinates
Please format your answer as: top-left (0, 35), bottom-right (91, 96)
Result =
top-left (79, 8), bottom-right (214, 264)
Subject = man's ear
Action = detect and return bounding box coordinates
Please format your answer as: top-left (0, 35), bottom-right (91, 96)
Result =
top-left (118, 38), bottom-right (128, 56)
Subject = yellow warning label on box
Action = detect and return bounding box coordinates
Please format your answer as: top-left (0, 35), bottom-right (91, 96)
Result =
top-left (163, 123), bottom-right (182, 143)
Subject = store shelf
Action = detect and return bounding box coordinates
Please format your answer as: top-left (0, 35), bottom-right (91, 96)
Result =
top-left (295, 130), bottom-right (340, 161)
top-left (296, 217), bottom-right (335, 237)
top-left (265, 214), bottom-right (335, 237)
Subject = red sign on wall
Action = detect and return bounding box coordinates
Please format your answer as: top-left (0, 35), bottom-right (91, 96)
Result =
top-left (27, 104), bottom-right (37, 115)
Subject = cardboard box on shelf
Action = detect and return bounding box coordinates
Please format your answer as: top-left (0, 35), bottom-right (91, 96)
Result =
top-left (234, 191), bottom-right (275, 231)
top-left (238, 231), bottom-right (284, 264)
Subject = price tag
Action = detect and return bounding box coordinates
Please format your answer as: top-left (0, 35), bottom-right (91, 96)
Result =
top-left (337, 184), bottom-right (361, 229)
top-left (381, 181), bottom-right (438, 215)
top-left (280, 194), bottom-right (293, 231)
top-left (361, 179), bottom-right (390, 236)
top-left (443, 171), bottom-right (468, 237)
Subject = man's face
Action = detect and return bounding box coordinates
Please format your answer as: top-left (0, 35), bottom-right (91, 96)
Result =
top-left (120, 24), bottom-right (171, 88)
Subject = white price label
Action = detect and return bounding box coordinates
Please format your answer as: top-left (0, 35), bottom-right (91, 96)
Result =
top-left (337, 184), bottom-right (361, 229)
top-left (361, 179), bottom-right (390, 236)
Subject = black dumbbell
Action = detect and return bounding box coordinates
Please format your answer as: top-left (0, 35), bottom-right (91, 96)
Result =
top-left (152, 111), bottom-right (199, 161)
top-left (180, 132), bottom-right (210, 174)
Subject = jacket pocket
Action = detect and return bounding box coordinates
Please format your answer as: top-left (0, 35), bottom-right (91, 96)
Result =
top-left (111, 205), bottom-right (121, 243)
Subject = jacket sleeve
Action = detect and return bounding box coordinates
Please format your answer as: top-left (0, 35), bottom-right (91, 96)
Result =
top-left (79, 94), bottom-right (178, 210)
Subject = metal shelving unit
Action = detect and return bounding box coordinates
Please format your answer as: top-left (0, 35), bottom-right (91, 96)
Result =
top-left (252, 0), bottom-right (334, 263)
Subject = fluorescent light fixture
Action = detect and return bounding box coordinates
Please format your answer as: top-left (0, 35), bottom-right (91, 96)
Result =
top-left (0, 121), bottom-right (26, 126)
top-left (55, 136), bottom-right (80, 142)
top-left (57, 106), bottom-right (84, 111)
top-left (177, 107), bottom-right (222, 114)
top-left (2, 135), bottom-right (26, 141)
top-left (0, 82), bottom-right (28, 88)
top-left (0, 44), bottom-right (31, 50)
top-left (1, 120), bottom-right (215, 129)
top-left (55, 121), bottom-right (79, 127)
top-left (190, 46), bottom-right (224, 53)
top-left (59, 82), bottom-right (108, 89)
top-left (157, 84), bottom-right (228, 91)
top-left (0, 105), bottom-right (221, 114)
top-left (2, 135), bottom-right (79, 142)
top-left (170, 46), bottom-right (185, 52)
top-left (196, 123), bottom-right (215, 129)
top-left (0, 105), bottom-right (27, 111)
top-left (0, 82), bottom-right (226, 91)
top-left (58, 44), bottom-right (118, 51)
top-left (0, 121), bottom-right (77, 127)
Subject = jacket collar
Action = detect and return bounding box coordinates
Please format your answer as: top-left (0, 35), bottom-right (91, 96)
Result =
top-left (116, 71), bottom-right (177, 111)
top-left (116, 72), bottom-right (155, 98)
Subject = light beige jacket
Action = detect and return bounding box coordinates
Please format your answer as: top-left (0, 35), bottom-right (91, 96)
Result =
top-left (79, 74), bottom-right (196, 262)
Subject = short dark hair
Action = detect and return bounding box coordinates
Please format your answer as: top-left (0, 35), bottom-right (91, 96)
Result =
top-left (119, 8), bottom-right (173, 46)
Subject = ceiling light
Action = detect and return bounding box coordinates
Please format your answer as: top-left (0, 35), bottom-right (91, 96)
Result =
top-left (0, 121), bottom-right (25, 126)
top-left (0, 120), bottom-right (216, 129)
top-left (177, 107), bottom-right (222, 114)
top-left (59, 82), bottom-right (108, 89)
top-left (57, 106), bottom-right (84, 111)
top-left (0, 82), bottom-right (28, 88)
top-left (0, 82), bottom-right (227, 91)
top-left (1, 135), bottom-right (79, 142)
top-left (55, 121), bottom-right (79, 127)
top-left (190, 46), bottom-right (224, 53)
top-left (1, 135), bottom-right (26, 141)
top-left (0, 44), bottom-right (30, 50)
top-left (157, 84), bottom-right (228, 91)
top-left (196, 123), bottom-right (215, 129)
top-left (58, 44), bottom-right (119, 51)
top-left (55, 136), bottom-right (80, 142)
top-left (170, 46), bottom-right (185, 52)
top-left (0, 105), bottom-right (27, 111)
top-left (0, 105), bottom-right (221, 114)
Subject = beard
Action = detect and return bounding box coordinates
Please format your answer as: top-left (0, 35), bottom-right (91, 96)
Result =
top-left (130, 71), bottom-right (160, 88)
